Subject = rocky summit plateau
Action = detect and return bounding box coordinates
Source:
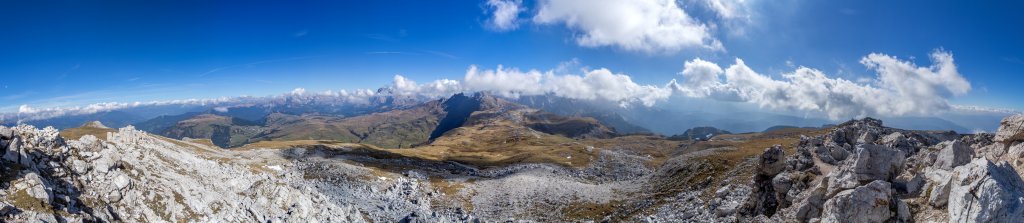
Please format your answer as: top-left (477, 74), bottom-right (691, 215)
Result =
top-left (1, 92), bottom-right (1023, 222)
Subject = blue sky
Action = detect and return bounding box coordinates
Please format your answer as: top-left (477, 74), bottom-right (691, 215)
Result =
top-left (2, 0), bottom-right (1022, 115)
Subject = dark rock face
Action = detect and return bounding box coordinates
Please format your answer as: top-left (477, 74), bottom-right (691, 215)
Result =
top-left (744, 145), bottom-right (786, 217)
top-left (429, 93), bottom-right (484, 140)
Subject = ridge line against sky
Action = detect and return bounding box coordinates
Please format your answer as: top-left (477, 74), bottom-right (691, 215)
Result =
top-left (2, 0), bottom-right (1022, 118)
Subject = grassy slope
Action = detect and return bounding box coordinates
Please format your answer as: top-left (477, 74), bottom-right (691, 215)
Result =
top-left (59, 126), bottom-right (117, 140)
top-left (257, 101), bottom-right (444, 149)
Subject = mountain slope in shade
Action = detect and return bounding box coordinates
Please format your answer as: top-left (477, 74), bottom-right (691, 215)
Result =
top-left (668, 126), bottom-right (732, 141)
top-left (161, 114), bottom-right (264, 148)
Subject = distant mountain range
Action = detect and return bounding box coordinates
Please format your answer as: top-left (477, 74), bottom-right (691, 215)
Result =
top-left (3, 90), bottom-right (1009, 141)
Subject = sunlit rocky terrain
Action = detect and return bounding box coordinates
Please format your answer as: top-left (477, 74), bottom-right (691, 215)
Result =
top-left (2, 93), bottom-right (1022, 222)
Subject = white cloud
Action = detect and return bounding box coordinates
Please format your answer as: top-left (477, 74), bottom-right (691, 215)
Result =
top-left (464, 65), bottom-right (673, 107)
top-left (485, 0), bottom-right (524, 31)
top-left (6, 50), bottom-right (983, 123)
top-left (391, 75), bottom-right (464, 98)
top-left (672, 50), bottom-right (974, 120)
top-left (532, 0), bottom-right (722, 53)
top-left (675, 58), bottom-right (725, 98)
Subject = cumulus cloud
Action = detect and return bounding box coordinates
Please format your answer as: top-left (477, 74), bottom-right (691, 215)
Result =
top-left (671, 50), bottom-right (974, 120)
top-left (532, 0), bottom-right (722, 53)
top-left (485, 0), bottom-right (524, 31)
top-left (464, 65), bottom-right (673, 107)
top-left (6, 50), bottom-right (985, 123)
top-left (391, 75), bottom-right (463, 97)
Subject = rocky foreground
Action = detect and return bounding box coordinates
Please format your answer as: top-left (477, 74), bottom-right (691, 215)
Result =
top-left (1, 115), bottom-right (1023, 222)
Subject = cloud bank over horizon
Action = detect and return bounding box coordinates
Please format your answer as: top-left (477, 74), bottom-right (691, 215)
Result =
top-left (3, 50), bottom-right (1014, 123)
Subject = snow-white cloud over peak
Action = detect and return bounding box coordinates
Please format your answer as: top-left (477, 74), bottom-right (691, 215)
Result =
top-left (463, 65), bottom-right (673, 107)
top-left (672, 50), bottom-right (974, 120)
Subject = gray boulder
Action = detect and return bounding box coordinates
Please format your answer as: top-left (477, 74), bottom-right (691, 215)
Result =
top-left (821, 180), bottom-right (893, 223)
top-left (2, 137), bottom-right (20, 163)
top-left (794, 186), bottom-right (827, 222)
top-left (851, 144), bottom-right (905, 182)
top-left (932, 140), bottom-right (973, 170)
top-left (14, 172), bottom-right (51, 203)
top-left (0, 126), bottom-right (12, 140)
top-left (759, 145), bottom-right (786, 176)
top-left (896, 199), bottom-right (911, 222)
top-left (947, 158), bottom-right (1024, 222)
top-left (994, 114), bottom-right (1024, 144)
top-left (926, 169), bottom-right (952, 208)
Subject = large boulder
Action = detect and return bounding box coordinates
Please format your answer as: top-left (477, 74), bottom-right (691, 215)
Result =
top-left (793, 185), bottom-right (827, 222)
top-left (759, 145), bottom-right (786, 176)
top-left (994, 114), bottom-right (1024, 144)
top-left (0, 126), bottom-right (13, 140)
top-left (13, 172), bottom-right (51, 203)
top-left (925, 169), bottom-right (953, 208)
top-left (947, 158), bottom-right (1024, 222)
top-left (820, 180), bottom-right (893, 223)
top-left (851, 144), bottom-right (905, 182)
top-left (932, 140), bottom-right (973, 170)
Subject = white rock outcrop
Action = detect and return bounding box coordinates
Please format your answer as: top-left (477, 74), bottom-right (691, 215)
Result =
top-left (932, 140), bottom-right (973, 170)
top-left (947, 158), bottom-right (1024, 222)
top-left (994, 114), bottom-right (1024, 144)
top-left (821, 180), bottom-right (893, 223)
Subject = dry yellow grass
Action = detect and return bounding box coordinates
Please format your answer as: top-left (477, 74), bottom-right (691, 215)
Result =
top-left (186, 138), bottom-right (220, 148)
top-left (238, 119), bottom-right (603, 168)
top-left (59, 126), bottom-right (116, 140)
top-left (238, 139), bottom-right (365, 150)
top-left (395, 120), bottom-right (595, 168)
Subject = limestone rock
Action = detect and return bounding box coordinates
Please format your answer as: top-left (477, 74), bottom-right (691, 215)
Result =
top-left (113, 173), bottom-right (132, 190)
top-left (17, 172), bottom-right (51, 203)
top-left (0, 126), bottom-right (12, 140)
top-left (759, 145), bottom-right (786, 176)
top-left (820, 180), bottom-right (893, 223)
top-left (994, 114), bottom-right (1024, 143)
top-left (851, 144), bottom-right (904, 182)
top-left (896, 199), bottom-right (911, 222)
top-left (925, 169), bottom-right (952, 208)
top-left (0, 201), bottom-right (13, 215)
top-left (772, 172), bottom-right (794, 199)
top-left (793, 185), bottom-right (827, 222)
top-left (947, 158), bottom-right (1024, 222)
top-left (2, 137), bottom-right (20, 163)
top-left (932, 140), bottom-right (973, 170)
top-left (711, 185), bottom-right (750, 217)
